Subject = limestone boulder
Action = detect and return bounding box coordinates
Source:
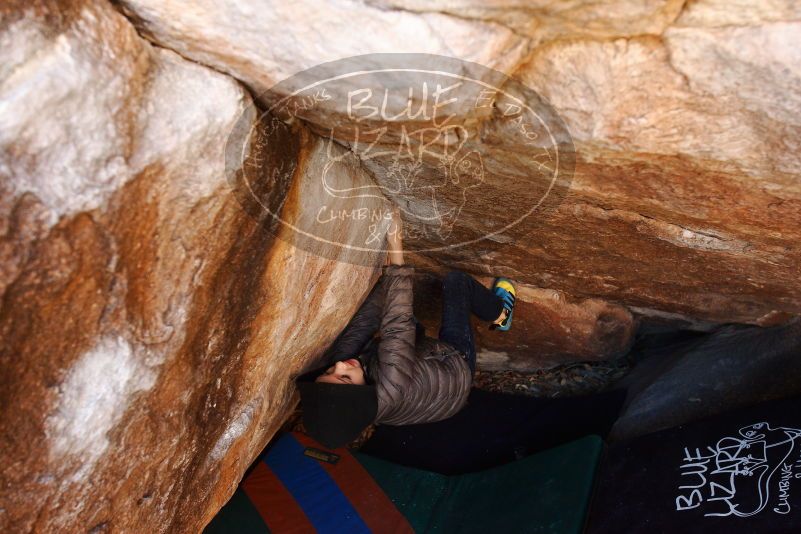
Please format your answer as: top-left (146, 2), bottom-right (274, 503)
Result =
top-left (0, 2), bottom-right (385, 532)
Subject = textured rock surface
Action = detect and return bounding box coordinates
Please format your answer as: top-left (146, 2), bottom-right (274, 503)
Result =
top-left (412, 268), bottom-right (635, 370)
top-left (3, 0), bottom-right (801, 532)
top-left (0, 2), bottom-right (384, 532)
top-left (114, 0), bottom-right (531, 93)
top-left (118, 0), bottom-right (801, 325)
top-left (471, 285), bottom-right (635, 371)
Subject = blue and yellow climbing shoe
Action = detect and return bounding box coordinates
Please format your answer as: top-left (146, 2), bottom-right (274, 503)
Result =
top-left (490, 277), bottom-right (516, 331)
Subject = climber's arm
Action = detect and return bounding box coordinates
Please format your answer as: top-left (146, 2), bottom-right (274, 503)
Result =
top-left (374, 209), bottom-right (417, 403)
top-left (386, 207), bottom-right (404, 266)
top-left (325, 281), bottom-right (384, 361)
top-left (326, 209), bottom-right (405, 360)
top-left (375, 263), bottom-right (417, 405)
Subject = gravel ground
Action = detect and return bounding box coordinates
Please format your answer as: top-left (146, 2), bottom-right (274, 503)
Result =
top-left (473, 358), bottom-right (631, 398)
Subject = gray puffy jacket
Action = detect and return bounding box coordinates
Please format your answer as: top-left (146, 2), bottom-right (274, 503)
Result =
top-left (326, 264), bottom-right (472, 425)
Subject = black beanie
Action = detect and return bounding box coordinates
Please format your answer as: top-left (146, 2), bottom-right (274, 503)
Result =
top-left (297, 381), bottom-right (378, 449)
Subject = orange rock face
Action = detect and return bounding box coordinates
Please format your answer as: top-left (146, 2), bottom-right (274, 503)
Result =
top-left (3, 0), bottom-right (801, 532)
top-left (117, 0), bottom-right (801, 324)
top-left (411, 267), bottom-right (636, 370)
top-left (0, 3), bottom-right (385, 532)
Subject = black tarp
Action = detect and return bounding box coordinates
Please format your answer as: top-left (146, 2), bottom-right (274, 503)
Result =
top-left (611, 318), bottom-right (801, 441)
top-left (360, 387), bottom-right (626, 475)
top-left (589, 395), bottom-right (801, 534)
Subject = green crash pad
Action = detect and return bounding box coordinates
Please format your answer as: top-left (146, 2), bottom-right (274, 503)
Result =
top-left (204, 489), bottom-right (269, 534)
top-left (354, 434), bottom-right (604, 534)
top-left (204, 433), bottom-right (603, 533)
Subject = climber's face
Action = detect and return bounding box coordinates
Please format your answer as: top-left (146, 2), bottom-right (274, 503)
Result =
top-left (315, 358), bottom-right (366, 386)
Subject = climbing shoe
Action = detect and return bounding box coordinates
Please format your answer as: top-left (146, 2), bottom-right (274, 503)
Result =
top-left (490, 277), bottom-right (516, 331)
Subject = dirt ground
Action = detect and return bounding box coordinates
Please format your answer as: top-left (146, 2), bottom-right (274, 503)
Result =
top-left (473, 358), bottom-right (630, 398)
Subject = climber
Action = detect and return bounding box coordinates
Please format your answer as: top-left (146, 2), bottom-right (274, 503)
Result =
top-left (297, 208), bottom-right (517, 449)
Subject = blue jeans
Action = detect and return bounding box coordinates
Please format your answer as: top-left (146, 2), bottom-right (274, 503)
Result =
top-left (438, 271), bottom-right (505, 373)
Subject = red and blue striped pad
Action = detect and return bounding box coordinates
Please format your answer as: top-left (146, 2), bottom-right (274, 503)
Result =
top-left (208, 432), bottom-right (413, 533)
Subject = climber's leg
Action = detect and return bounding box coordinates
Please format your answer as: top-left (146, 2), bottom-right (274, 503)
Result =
top-left (439, 271), bottom-right (505, 372)
top-left (489, 277), bottom-right (516, 331)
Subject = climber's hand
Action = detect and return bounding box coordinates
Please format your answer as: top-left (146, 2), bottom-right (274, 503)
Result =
top-left (387, 208), bottom-right (403, 245)
top-left (386, 208), bottom-right (404, 265)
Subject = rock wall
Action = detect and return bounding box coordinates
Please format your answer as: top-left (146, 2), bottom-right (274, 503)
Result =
top-left (2, 0), bottom-right (800, 532)
top-left (411, 260), bottom-right (636, 370)
top-left (0, 2), bottom-right (385, 531)
top-left (116, 0), bottom-right (801, 325)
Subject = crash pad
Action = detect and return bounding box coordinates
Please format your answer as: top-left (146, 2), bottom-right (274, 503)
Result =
top-left (205, 432), bottom-right (604, 533)
top-left (589, 395), bottom-right (801, 534)
top-left (611, 318), bottom-right (801, 441)
top-left (204, 432), bottom-right (412, 534)
top-left (361, 387), bottom-right (624, 475)
top-left (355, 434), bottom-right (604, 533)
